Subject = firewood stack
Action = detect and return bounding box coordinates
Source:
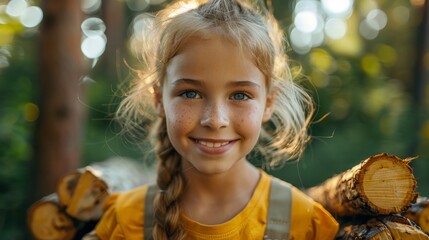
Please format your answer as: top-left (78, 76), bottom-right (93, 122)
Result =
top-left (306, 153), bottom-right (429, 239)
top-left (28, 153), bottom-right (429, 239)
top-left (27, 157), bottom-right (155, 240)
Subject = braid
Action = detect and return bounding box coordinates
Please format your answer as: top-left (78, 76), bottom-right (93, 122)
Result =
top-left (152, 118), bottom-right (186, 240)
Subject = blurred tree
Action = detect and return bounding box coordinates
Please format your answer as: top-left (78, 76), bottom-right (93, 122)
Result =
top-left (101, 0), bottom-right (126, 76)
top-left (410, 0), bottom-right (428, 151)
top-left (32, 0), bottom-right (85, 199)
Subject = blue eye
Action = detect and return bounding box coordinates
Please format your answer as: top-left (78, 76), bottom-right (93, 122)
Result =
top-left (231, 92), bottom-right (249, 101)
top-left (180, 90), bottom-right (201, 99)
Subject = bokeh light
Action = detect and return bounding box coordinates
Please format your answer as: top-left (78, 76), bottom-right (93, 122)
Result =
top-left (321, 0), bottom-right (354, 17)
top-left (81, 0), bottom-right (102, 14)
top-left (361, 54), bottom-right (381, 76)
top-left (289, 0), bottom-right (392, 54)
top-left (81, 17), bottom-right (106, 37)
top-left (295, 11), bottom-right (319, 33)
top-left (325, 18), bottom-right (347, 39)
top-left (24, 102), bottom-right (39, 122)
top-left (81, 34), bottom-right (106, 59)
top-left (391, 6), bottom-right (410, 26)
top-left (290, 27), bottom-right (312, 54)
top-left (6, 0), bottom-right (28, 18)
top-left (127, 0), bottom-right (150, 11)
top-left (19, 6), bottom-right (43, 28)
top-left (366, 9), bottom-right (388, 31)
top-left (81, 17), bottom-right (106, 60)
top-left (359, 20), bottom-right (379, 40)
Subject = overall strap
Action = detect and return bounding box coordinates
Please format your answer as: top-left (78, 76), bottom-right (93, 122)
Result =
top-left (144, 184), bottom-right (157, 240)
top-left (264, 178), bottom-right (292, 240)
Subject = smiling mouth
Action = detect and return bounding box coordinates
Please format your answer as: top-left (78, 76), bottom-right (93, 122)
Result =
top-left (195, 140), bottom-right (230, 148)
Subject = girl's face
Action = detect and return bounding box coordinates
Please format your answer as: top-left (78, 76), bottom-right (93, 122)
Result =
top-left (158, 36), bottom-right (274, 175)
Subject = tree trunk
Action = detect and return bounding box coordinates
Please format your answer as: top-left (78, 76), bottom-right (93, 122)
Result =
top-left (34, 0), bottom-right (85, 199)
top-left (306, 153), bottom-right (418, 216)
top-left (101, 0), bottom-right (125, 76)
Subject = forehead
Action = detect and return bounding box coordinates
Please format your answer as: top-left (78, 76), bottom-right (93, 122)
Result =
top-left (165, 36), bottom-right (265, 87)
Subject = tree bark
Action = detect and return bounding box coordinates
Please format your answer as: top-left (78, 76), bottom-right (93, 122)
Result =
top-left (306, 153), bottom-right (418, 216)
top-left (101, 0), bottom-right (125, 76)
top-left (34, 0), bottom-right (85, 199)
top-left (336, 214), bottom-right (429, 239)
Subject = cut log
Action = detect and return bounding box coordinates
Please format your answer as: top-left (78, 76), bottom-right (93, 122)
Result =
top-left (404, 197), bottom-right (429, 234)
top-left (336, 214), bottom-right (429, 239)
top-left (59, 157), bottom-right (155, 221)
top-left (57, 171), bottom-right (82, 206)
top-left (65, 168), bottom-right (109, 221)
top-left (29, 157), bottom-right (155, 239)
top-left (27, 194), bottom-right (76, 240)
top-left (307, 153), bottom-right (418, 216)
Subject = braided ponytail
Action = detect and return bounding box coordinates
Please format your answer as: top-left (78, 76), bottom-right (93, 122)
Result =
top-left (151, 118), bottom-right (186, 240)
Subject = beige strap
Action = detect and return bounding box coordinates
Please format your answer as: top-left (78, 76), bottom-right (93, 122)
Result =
top-left (264, 178), bottom-right (292, 240)
top-left (144, 184), bottom-right (157, 240)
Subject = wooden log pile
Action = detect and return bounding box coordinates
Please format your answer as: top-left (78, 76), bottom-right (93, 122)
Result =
top-left (306, 153), bottom-right (429, 239)
top-left (27, 157), bottom-right (155, 240)
top-left (28, 153), bottom-right (429, 239)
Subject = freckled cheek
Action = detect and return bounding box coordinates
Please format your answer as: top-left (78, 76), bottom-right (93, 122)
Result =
top-left (235, 108), bottom-right (264, 135)
top-left (165, 103), bottom-right (199, 132)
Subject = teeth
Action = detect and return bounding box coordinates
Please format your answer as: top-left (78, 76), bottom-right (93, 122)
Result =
top-left (199, 140), bottom-right (229, 148)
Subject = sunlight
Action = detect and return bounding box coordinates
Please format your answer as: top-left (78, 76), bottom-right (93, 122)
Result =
top-left (81, 35), bottom-right (106, 59)
top-left (19, 6), bottom-right (43, 28)
top-left (294, 11), bottom-right (319, 33)
top-left (127, 0), bottom-right (150, 11)
top-left (321, 0), bottom-right (354, 17)
top-left (325, 18), bottom-right (347, 39)
top-left (5, 0), bottom-right (28, 18)
top-left (290, 27), bottom-right (312, 54)
top-left (81, 0), bottom-right (102, 14)
top-left (366, 9), bottom-right (388, 31)
top-left (81, 17), bottom-right (106, 37)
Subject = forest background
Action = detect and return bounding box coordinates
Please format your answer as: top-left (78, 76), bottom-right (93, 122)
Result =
top-left (0, 0), bottom-right (428, 238)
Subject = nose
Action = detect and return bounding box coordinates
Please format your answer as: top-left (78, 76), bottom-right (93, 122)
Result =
top-left (200, 101), bottom-right (229, 129)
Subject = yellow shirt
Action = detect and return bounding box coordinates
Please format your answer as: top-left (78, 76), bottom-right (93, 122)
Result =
top-left (95, 171), bottom-right (339, 239)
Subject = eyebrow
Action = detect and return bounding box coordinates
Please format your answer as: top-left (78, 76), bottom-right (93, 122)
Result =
top-left (172, 78), bottom-right (204, 87)
top-left (172, 78), bottom-right (261, 88)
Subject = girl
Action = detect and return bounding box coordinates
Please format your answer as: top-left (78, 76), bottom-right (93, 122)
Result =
top-left (93, 0), bottom-right (339, 239)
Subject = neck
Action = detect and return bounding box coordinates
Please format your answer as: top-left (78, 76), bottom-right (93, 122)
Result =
top-left (181, 160), bottom-right (260, 203)
top-left (179, 160), bottom-right (261, 224)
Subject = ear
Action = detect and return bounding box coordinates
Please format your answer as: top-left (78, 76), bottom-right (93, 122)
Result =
top-left (262, 91), bottom-right (275, 122)
top-left (154, 89), bottom-right (165, 117)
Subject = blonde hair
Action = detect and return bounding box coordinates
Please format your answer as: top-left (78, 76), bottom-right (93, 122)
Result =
top-left (116, 0), bottom-right (314, 239)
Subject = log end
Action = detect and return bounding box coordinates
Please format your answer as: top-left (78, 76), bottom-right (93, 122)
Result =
top-left (57, 171), bottom-right (82, 206)
top-left (28, 201), bottom-right (75, 240)
top-left (359, 153), bottom-right (417, 215)
top-left (65, 169), bottom-right (109, 221)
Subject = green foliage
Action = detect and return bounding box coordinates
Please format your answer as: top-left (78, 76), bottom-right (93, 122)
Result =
top-left (0, 37), bottom-right (36, 239)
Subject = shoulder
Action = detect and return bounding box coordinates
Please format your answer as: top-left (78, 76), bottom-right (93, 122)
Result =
top-left (266, 175), bottom-right (339, 239)
top-left (95, 185), bottom-right (149, 239)
top-left (289, 184), bottom-right (339, 239)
